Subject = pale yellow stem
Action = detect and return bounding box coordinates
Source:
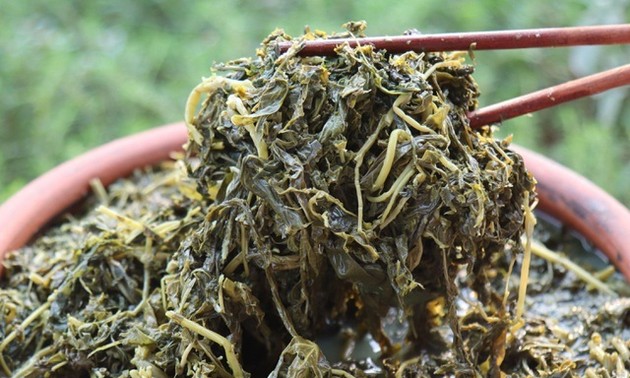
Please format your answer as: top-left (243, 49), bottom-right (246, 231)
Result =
top-left (516, 191), bottom-right (536, 320)
top-left (392, 93), bottom-right (434, 134)
top-left (529, 240), bottom-right (615, 296)
top-left (184, 76), bottom-right (253, 146)
top-left (372, 129), bottom-right (412, 191)
top-left (354, 108), bottom-right (394, 233)
top-left (166, 311), bottom-right (244, 378)
top-left (227, 94), bottom-right (268, 159)
top-left (378, 163), bottom-right (415, 223)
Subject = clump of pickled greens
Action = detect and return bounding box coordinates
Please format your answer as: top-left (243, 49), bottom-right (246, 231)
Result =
top-left (0, 161), bottom-right (206, 377)
top-left (18, 22), bottom-right (630, 377)
top-left (181, 22), bottom-right (536, 376)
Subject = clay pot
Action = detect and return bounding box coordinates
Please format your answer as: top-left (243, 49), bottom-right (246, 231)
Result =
top-left (1, 123), bottom-right (629, 280)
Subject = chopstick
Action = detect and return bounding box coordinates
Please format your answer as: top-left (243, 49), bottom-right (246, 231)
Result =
top-left (468, 64), bottom-right (630, 128)
top-left (276, 24), bottom-right (630, 55)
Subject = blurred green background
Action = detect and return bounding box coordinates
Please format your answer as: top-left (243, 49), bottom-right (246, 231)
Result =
top-left (1, 0), bottom-right (629, 204)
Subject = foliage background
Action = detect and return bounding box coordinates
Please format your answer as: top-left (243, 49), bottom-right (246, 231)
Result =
top-left (1, 0), bottom-right (629, 204)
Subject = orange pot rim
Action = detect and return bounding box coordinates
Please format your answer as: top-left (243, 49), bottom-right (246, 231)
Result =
top-left (1, 122), bottom-right (629, 280)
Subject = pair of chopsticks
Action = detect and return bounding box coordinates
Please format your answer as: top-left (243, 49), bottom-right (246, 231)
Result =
top-left (276, 25), bottom-right (630, 128)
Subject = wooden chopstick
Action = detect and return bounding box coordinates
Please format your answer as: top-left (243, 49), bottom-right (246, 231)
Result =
top-left (468, 64), bottom-right (630, 128)
top-left (276, 24), bottom-right (630, 55)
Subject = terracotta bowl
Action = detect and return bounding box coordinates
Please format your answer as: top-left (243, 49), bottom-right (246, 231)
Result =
top-left (1, 122), bottom-right (629, 280)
